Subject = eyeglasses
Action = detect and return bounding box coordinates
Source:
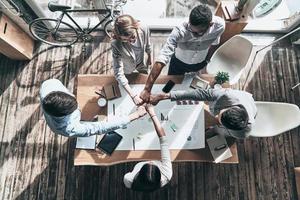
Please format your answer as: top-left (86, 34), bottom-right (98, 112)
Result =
top-left (119, 33), bottom-right (136, 43)
top-left (187, 23), bottom-right (209, 37)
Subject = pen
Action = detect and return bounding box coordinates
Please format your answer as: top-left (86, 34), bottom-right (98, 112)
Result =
top-left (133, 138), bottom-right (135, 150)
top-left (112, 85), bottom-right (116, 96)
top-left (214, 144), bottom-right (227, 151)
top-left (113, 104), bottom-right (115, 115)
top-left (95, 90), bottom-right (106, 98)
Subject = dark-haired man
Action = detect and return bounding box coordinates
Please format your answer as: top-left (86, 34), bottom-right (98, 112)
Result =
top-left (149, 88), bottom-right (257, 139)
top-left (140, 4), bottom-right (225, 103)
top-left (40, 79), bottom-right (146, 137)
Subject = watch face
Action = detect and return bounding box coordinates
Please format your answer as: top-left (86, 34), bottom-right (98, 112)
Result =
top-left (97, 98), bottom-right (107, 107)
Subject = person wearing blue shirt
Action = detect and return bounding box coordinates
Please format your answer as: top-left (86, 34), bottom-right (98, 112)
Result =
top-left (40, 79), bottom-right (146, 137)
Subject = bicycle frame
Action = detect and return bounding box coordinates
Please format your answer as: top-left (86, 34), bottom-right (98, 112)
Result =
top-left (53, 8), bottom-right (112, 35)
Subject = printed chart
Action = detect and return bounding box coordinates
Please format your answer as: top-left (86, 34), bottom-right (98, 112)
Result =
top-left (107, 84), bottom-right (205, 150)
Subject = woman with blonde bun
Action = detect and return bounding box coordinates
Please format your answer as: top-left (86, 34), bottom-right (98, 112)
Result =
top-left (111, 14), bottom-right (152, 105)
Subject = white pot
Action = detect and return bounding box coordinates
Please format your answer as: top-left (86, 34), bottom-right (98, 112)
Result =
top-left (214, 84), bottom-right (222, 89)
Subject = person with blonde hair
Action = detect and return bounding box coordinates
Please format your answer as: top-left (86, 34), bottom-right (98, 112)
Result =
top-left (111, 14), bottom-right (152, 105)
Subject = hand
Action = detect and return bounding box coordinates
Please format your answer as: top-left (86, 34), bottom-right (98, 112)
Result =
top-left (146, 56), bottom-right (152, 66)
top-left (132, 95), bottom-right (143, 105)
top-left (149, 94), bottom-right (162, 105)
top-left (139, 89), bottom-right (151, 104)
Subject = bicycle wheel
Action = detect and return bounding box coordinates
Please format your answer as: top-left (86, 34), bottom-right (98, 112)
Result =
top-left (29, 18), bottom-right (79, 47)
top-left (104, 19), bottom-right (113, 39)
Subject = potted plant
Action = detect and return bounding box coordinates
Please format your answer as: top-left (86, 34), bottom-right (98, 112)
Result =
top-left (214, 71), bottom-right (230, 88)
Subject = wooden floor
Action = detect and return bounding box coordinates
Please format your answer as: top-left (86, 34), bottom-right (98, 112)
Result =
top-left (0, 32), bottom-right (300, 200)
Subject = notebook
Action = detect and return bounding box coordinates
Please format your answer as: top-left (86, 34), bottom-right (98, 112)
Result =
top-left (103, 83), bottom-right (121, 100)
top-left (76, 135), bottom-right (96, 149)
top-left (96, 131), bottom-right (123, 155)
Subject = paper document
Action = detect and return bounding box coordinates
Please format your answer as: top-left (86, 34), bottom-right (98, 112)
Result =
top-left (108, 84), bottom-right (205, 150)
top-left (207, 135), bottom-right (232, 163)
top-left (76, 135), bottom-right (96, 149)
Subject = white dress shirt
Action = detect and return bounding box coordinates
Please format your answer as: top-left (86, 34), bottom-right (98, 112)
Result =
top-left (156, 16), bottom-right (225, 65)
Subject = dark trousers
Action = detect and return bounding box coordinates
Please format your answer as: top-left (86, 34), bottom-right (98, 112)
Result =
top-left (168, 55), bottom-right (208, 75)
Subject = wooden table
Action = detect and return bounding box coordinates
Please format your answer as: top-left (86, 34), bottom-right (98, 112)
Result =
top-left (74, 74), bottom-right (239, 166)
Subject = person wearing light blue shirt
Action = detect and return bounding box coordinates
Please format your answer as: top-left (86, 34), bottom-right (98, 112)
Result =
top-left (40, 79), bottom-right (146, 137)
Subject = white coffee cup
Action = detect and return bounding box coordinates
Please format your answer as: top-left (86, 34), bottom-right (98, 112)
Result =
top-left (97, 98), bottom-right (107, 107)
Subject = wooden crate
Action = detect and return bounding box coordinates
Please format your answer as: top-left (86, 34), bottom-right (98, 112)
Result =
top-left (0, 13), bottom-right (33, 60)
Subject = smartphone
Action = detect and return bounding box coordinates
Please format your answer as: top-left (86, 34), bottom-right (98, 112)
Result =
top-left (162, 80), bottom-right (175, 93)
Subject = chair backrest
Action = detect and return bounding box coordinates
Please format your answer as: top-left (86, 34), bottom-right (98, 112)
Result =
top-left (249, 101), bottom-right (300, 137)
top-left (207, 35), bottom-right (253, 85)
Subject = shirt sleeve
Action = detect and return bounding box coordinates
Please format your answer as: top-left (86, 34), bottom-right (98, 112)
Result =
top-left (159, 136), bottom-right (172, 186)
top-left (144, 26), bottom-right (152, 54)
top-left (66, 116), bottom-right (130, 137)
top-left (111, 42), bottom-right (129, 86)
top-left (156, 26), bottom-right (183, 65)
top-left (170, 88), bottom-right (219, 101)
top-left (211, 17), bottom-right (225, 46)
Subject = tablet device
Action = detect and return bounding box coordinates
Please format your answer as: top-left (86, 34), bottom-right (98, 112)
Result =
top-left (96, 131), bottom-right (123, 155)
top-left (162, 80), bottom-right (175, 93)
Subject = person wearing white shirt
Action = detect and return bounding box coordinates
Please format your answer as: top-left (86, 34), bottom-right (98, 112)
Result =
top-left (140, 5), bottom-right (225, 103)
top-left (123, 104), bottom-right (172, 192)
top-left (40, 79), bottom-right (146, 137)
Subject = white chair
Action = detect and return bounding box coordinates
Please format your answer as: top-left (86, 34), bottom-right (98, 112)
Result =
top-left (249, 101), bottom-right (300, 137)
top-left (207, 35), bottom-right (253, 85)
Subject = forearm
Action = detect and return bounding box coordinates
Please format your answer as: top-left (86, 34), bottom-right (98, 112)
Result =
top-left (206, 45), bottom-right (218, 61)
top-left (170, 88), bottom-right (215, 101)
top-left (129, 110), bottom-right (145, 122)
top-left (156, 93), bottom-right (171, 102)
top-left (144, 62), bottom-right (165, 92)
top-left (68, 117), bottom-right (130, 137)
top-left (150, 115), bottom-right (165, 137)
top-left (123, 84), bottom-right (135, 98)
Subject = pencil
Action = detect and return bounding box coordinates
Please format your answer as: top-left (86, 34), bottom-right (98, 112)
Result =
top-left (112, 85), bottom-right (116, 96)
top-left (133, 138), bottom-right (135, 150)
top-left (95, 90), bottom-right (105, 98)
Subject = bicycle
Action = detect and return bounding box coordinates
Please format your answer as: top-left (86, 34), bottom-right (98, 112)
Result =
top-left (29, 1), bottom-right (123, 47)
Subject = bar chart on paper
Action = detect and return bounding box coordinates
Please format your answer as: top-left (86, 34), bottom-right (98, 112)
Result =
top-left (107, 84), bottom-right (205, 150)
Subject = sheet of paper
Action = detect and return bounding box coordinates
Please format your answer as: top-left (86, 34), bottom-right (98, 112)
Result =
top-left (76, 135), bottom-right (96, 149)
top-left (107, 84), bottom-right (205, 150)
top-left (207, 135), bottom-right (232, 163)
